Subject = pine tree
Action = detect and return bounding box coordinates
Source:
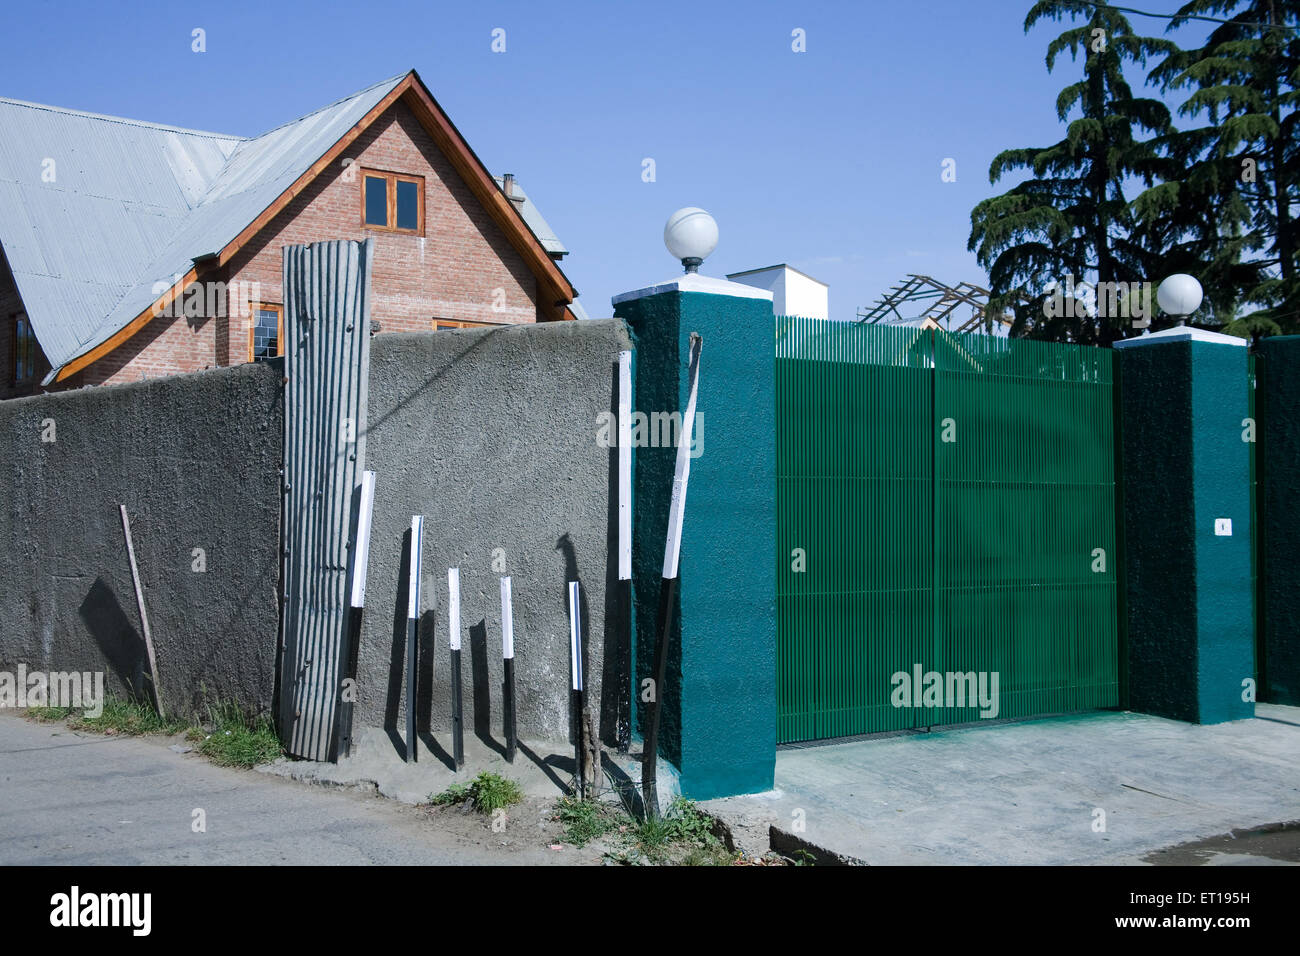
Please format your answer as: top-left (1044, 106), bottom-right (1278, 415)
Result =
top-left (1141, 0), bottom-right (1300, 337)
top-left (969, 1), bottom-right (1177, 344)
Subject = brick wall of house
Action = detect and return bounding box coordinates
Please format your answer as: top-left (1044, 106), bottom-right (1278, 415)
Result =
top-left (58, 296), bottom-right (221, 389)
top-left (0, 246), bottom-right (50, 400)
top-left (65, 99), bottom-right (545, 387)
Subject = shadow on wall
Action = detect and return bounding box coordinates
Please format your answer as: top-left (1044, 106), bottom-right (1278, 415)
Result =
top-left (468, 619), bottom-right (504, 756)
top-left (385, 524), bottom-right (412, 760)
top-left (556, 532), bottom-right (588, 750)
top-left (79, 577), bottom-right (148, 701)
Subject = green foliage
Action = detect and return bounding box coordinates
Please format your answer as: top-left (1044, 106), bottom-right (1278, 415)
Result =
top-left (973, 0), bottom-right (1300, 342)
top-left (1140, 0), bottom-right (1300, 334)
top-left (28, 698), bottom-right (187, 736)
top-left (429, 772), bottom-right (524, 814)
top-left (24, 695), bottom-right (280, 768)
top-left (195, 702), bottom-right (282, 768)
top-left (554, 796), bottom-right (620, 847)
top-left (631, 798), bottom-right (733, 866)
top-left (970, 1), bottom-right (1177, 344)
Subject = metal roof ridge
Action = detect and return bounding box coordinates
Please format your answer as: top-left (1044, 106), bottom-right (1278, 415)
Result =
top-left (0, 95), bottom-right (244, 140)
top-left (241, 72), bottom-right (408, 141)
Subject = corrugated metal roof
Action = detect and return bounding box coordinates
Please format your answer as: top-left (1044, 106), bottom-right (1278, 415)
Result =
top-left (0, 98), bottom-right (240, 366)
top-left (493, 176), bottom-right (567, 257)
top-left (0, 74), bottom-right (404, 371)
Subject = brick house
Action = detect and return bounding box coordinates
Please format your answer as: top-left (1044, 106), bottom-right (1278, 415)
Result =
top-left (0, 70), bottom-right (582, 399)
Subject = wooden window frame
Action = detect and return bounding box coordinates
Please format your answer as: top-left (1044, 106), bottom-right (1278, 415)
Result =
top-left (432, 320), bottom-right (493, 330)
top-left (360, 168), bottom-right (425, 235)
top-left (12, 312), bottom-right (36, 385)
top-left (248, 303), bottom-right (284, 362)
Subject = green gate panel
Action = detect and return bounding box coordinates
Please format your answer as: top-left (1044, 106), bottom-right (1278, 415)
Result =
top-left (776, 321), bottom-right (1120, 743)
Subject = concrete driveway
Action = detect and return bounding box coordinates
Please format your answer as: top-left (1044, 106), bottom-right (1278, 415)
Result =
top-left (704, 705), bottom-right (1300, 865)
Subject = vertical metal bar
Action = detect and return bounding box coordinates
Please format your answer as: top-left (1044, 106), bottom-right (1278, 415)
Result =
top-left (448, 566), bottom-right (463, 770)
top-left (338, 469), bottom-right (376, 759)
top-left (641, 333), bottom-right (702, 816)
top-left (617, 349), bottom-right (633, 754)
top-left (501, 575), bottom-right (516, 763)
top-left (405, 515), bottom-right (423, 763)
top-left (568, 579), bottom-right (584, 797)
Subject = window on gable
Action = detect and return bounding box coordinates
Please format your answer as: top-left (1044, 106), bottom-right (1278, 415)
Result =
top-left (361, 169), bottom-right (424, 235)
top-left (248, 304), bottom-right (283, 362)
top-left (12, 313), bottom-right (37, 384)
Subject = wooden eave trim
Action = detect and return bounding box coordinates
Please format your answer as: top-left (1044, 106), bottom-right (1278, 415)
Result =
top-left (397, 79), bottom-right (576, 304)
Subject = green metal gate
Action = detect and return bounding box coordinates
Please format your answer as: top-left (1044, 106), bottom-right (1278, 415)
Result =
top-left (776, 319), bottom-right (1120, 743)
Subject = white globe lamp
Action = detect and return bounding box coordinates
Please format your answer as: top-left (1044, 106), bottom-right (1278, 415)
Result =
top-left (1157, 274), bottom-right (1204, 326)
top-left (664, 207), bottom-right (718, 274)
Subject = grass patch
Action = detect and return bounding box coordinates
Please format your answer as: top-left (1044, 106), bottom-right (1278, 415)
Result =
top-left (554, 796), bottom-right (623, 847)
top-left (195, 702), bottom-right (282, 768)
top-left (631, 798), bottom-right (732, 865)
top-left (24, 694), bottom-right (283, 770)
top-left (27, 698), bottom-right (187, 736)
top-left (26, 706), bottom-right (73, 722)
top-left (552, 795), bottom-right (737, 865)
top-left (429, 772), bottom-right (524, 814)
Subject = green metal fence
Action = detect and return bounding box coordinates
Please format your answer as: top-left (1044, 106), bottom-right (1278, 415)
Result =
top-left (776, 318), bottom-right (1120, 743)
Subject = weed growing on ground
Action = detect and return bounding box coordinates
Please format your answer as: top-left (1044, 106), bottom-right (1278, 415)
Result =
top-left (554, 796), bottom-right (622, 847)
top-left (552, 794), bottom-right (737, 865)
top-left (27, 698), bottom-right (187, 736)
top-left (196, 702), bottom-right (282, 768)
top-left (429, 772), bottom-right (524, 814)
top-left (23, 696), bottom-right (280, 768)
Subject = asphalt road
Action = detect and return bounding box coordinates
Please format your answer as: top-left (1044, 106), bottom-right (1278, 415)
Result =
top-left (0, 712), bottom-right (593, 865)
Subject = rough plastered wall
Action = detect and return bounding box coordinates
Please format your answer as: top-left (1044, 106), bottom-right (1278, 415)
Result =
top-left (0, 361), bottom-right (283, 718)
top-left (357, 320), bottom-right (632, 748)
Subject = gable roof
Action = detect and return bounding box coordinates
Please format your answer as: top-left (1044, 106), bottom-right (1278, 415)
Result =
top-left (0, 70), bottom-right (576, 383)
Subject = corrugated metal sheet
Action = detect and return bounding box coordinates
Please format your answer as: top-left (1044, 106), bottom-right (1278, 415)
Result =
top-left (278, 238), bottom-right (373, 761)
top-left (0, 75), bottom-right (403, 369)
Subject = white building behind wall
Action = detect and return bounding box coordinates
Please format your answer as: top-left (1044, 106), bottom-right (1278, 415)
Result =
top-left (727, 264), bottom-right (829, 320)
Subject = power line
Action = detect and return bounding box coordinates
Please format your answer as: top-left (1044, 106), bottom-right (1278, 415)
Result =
top-left (1063, 0), bottom-right (1300, 33)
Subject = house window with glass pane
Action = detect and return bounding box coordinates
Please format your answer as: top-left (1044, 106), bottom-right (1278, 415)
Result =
top-left (12, 313), bottom-right (37, 384)
top-left (361, 169), bottom-right (424, 234)
top-left (248, 304), bottom-right (283, 361)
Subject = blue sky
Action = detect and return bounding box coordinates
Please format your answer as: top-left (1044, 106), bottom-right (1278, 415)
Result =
top-left (0, 0), bottom-right (1209, 320)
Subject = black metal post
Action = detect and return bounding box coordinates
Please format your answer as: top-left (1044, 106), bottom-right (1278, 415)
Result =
top-left (405, 516), bottom-right (423, 764)
top-left (641, 576), bottom-right (676, 820)
top-left (568, 580), bottom-right (584, 798)
top-left (451, 647), bottom-right (463, 769)
top-left (640, 332), bottom-right (701, 820)
top-left (406, 614), bottom-right (417, 764)
top-left (448, 567), bottom-right (463, 771)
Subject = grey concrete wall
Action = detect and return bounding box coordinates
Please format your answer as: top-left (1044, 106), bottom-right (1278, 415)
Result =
top-left (0, 362), bottom-right (284, 718)
top-left (359, 320), bottom-right (632, 752)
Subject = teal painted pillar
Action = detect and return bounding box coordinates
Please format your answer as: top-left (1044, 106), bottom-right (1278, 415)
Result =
top-left (1115, 326), bottom-right (1253, 723)
top-left (612, 274), bottom-right (776, 800)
